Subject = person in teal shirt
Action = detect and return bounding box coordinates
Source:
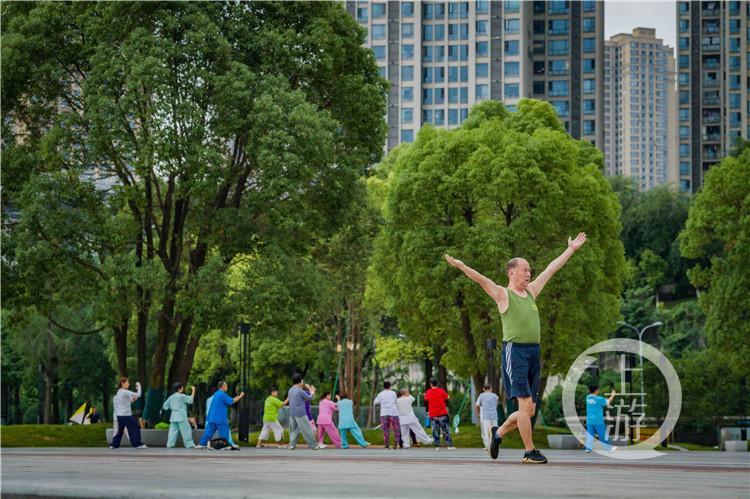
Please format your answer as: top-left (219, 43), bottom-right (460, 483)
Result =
top-left (336, 393), bottom-right (369, 448)
top-left (585, 385), bottom-right (617, 453)
top-left (162, 383), bottom-right (196, 448)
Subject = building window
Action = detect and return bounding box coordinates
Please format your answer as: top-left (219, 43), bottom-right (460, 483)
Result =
top-left (729, 93), bottom-right (741, 109)
top-left (448, 108), bottom-right (459, 125)
top-left (476, 20), bottom-right (489, 36)
top-left (679, 91), bottom-right (689, 104)
top-left (476, 41), bottom-right (489, 57)
top-left (679, 179), bottom-right (690, 192)
top-left (583, 18), bottom-right (595, 32)
top-left (583, 79), bottom-right (595, 94)
top-left (679, 73), bottom-right (689, 85)
top-left (505, 19), bottom-right (520, 34)
top-left (378, 66), bottom-right (386, 78)
top-left (402, 2), bottom-right (414, 17)
top-left (582, 38), bottom-right (596, 53)
top-left (422, 46), bottom-right (433, 62)
top-left (460, 65), bottom-right (468, 82)
top-left (402, 65), bottom-right (414, 81)
top-left (505, 83), bottom-right (520, 98)
top-left (549, 59), bottom-right (568, 75)
top-left (505, 61), bottom-right (520, 77)
top-left (678, 2), bottom-right (689, 14)
top-left (435, 88), bottom-right (445, 104)
top-left (679, 144), bottom-right (690, 157)
top-left (533, 80), bottom-right (545, 95)
top-left (505, 40), bottom-right (520, 55)
top-left (434, 3), bottom-right (446, 19)
top-left (449, 23), bottom-right (461, 40)
top-left (552, 100), bottom-right (569, 117)
top-left (548, 19), bottom-right (569, 36)
top-left (357, 7), bottom-right (368, 23)
top-left (729, 1), bottom-right (740, 15)
top-left (434, 110), bottom-right (445, 126)
top-left (423, 3), bottom-right (433, 19)
top-left (436, 66), bottom-right (446, 83)
top-left (460, 44), bottom-right (469, 61)
top-left (371, 24), bottom-right (386, 40)
top-left (679, 126), bottom-right (690, 139)
top-left (372, 3), bottom-right (386, 18)
top-left (533, 40), bottom-right (546, 54)
top-left (402, 86), bottom-right (414, 102)
top-left (460, 87), bottom-right (469, 104)
top-left (402, 44), bottom-right (414, 60)
top-left (476, 84), bottom-right (489, 100)
top-left (422, 67), bottom-right (433, 83)
top-left (503, 0), bottom-right (519, 14)
top-left (582, 0), bottom-right (596, 13)
top-left (372, 45), bottom-right (386, 60)
top-left (448, 88), bottom-right (459, 104)
top-left (434, 24), bottom-right (445, 41)
top-left (729, 38), bottom-right (741, 52)
top-left (548, 1), bottom-right (569, 15)
top-left (422, 109), bottom-right (433, 123)
top-left (679, 54), bottom-right (689, 68)
top-left (402, 23), bottom-right (414, 38)
top-left (533, 20), bottom-right (545, 35)
top-left (423, 25), bottom-right (433, 41)
top-left (548, 39), bottom-right (569, 56)
top-left (448, 45), bottom-right (460, 61)
top-left (583, 120), bottom-right (595, 135)
top-left (680, 162), bottom-right (690, 175)
top-left (435, 46), bottom-right (445, 62)
top-left (533, 61), bottom-right (545, 75)
top-left (402, 108), bottom-right (413, 124)
top-left (679, 108), bottom-right (689, 120)
top-left (582, 59), bottom-right (595, 73)
top-left (549, 80), bottom-right (569, 96)
top-left (729, 56), bottom-right (741, 71)
top-left (533, 1), bottom-right (545, 14)
top-left (583, 99), bottom-right (595, 114)
top-left (679, 20), bottom-right (689, 33)
top-left (476, 63), bottom-right (489, 78)
top-left (401, 129), bottom-right (414, 143)
top-left (679, 37), bottom-right (689, 49)
top-left (448, 66), bottom-right (459, 82)
top-left (422, 88), bottom-right (433, 105)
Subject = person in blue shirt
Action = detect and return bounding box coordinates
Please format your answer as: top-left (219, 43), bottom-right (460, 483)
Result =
top-left (585, 385), bottom-right (617, 453)
top-left (197, 381), bottom-right (244, 450)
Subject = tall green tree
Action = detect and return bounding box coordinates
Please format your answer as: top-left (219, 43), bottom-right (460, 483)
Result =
top-left (369, 99), bottom-right (626, 393)
top-left (679, 149), bottom-right (750, 377)
top-left (3, 2), bottom-right (386, 421)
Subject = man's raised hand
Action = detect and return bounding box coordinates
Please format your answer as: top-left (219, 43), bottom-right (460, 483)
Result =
top-left (568, 232), bottom-right (587, 251)
top-left (444, 254), bottom-right (463, 268)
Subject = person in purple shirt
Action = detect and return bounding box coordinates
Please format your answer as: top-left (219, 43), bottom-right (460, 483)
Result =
top-left (197, 380), bottom-right (244, 450)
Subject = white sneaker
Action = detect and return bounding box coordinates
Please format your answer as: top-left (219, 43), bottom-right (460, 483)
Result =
top-left (287, 445), bottom-right (295, 450)
top-left (607, 446), bottom-right (618, 453)
top-left (135, 445), bottom-right (148, 449)
top-left (195, 445), bottom-right (206, 449)
top-left (585, 449), bottom-right (592, 453)
top-left (446, 446), bottom-right (456, 450)
top-left (318, 443), bottom-right (327, 449)
top-left (435, 446), bottom-right (440, 451)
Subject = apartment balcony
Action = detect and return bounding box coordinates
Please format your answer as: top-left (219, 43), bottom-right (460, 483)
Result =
top-left (702, 79), bottom-right (720, 88)
top-left (702, 115), bottom-right (721, 124)
top-left (702, 133), bottom-right (721, 141)
top-left (703, 96), bottom-right (721, 105)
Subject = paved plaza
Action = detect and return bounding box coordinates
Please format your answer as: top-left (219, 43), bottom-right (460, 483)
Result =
top-left (2, 447), bottom-right (748, 498)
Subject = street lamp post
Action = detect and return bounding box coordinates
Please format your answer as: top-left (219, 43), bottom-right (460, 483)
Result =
top-left (238, 322), bottom-right (251, 442)
top-left (617, 321), bottom-right (663, 422)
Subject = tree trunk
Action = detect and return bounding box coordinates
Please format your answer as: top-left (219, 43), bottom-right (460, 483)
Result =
top-left (102, 381), bottom-right (110, 423)
top-left (366, 364), bottom-right (379, 427)
top-left (136, 290), bottom-right (149, 388)
top-left (177, 333), bottom-right (201, 386)
top-left (433, 345), bottom-right (447, 388)
top-left (168, 317), bottom-right (194, 386)
top-left (423, 355), bottom-right (433, 393)
top-left (51, 381), bottom-right (60, 424)
top-left (113, 322), bottom-right (128, 378)
top-left (43, 319), bottom-right (55, 424)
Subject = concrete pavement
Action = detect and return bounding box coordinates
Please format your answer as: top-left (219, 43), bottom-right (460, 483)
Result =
top-left (2, 447), bottom-right (748, 498)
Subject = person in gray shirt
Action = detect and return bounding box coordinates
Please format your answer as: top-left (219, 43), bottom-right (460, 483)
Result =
top-left (287, 373), bottom-right (320, 450)
top-left (475, 384), bottom-right (499, 451)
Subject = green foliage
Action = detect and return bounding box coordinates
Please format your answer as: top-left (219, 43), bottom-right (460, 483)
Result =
top-left (679, 150), bottom-right (750, 377)
top-left (370, 99), bottom-right (625, 386)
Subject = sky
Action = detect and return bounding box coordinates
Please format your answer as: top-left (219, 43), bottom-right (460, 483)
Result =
top-left (605, 0), bottom-right (677, 50)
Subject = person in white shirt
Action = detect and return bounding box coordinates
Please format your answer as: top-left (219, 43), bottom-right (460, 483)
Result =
top-left (475, 384), bottom-right (499, 451)
top-left (373, 381), bottom-right (401, 449)
top-left (110, 377), bottom-right (147, 449)
top-left (396, 389), bottom-right (433, 449)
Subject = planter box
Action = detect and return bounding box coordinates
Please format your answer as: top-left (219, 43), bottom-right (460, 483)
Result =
top-left (724, 440), bottom-right (748, 452)
top-left (105, 428), bottom-right (207, 447)
top-left (547, 434), bottom-right (580, 449)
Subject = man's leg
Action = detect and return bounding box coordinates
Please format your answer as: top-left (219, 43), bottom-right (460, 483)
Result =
top-left (167, 422), bottom-right (180, 448)
top-left (179, 420), bottom-right (195, 448)
top-left (431, 417), bottom-right (441, 446)
top-left (514, 397), bottom-right (535, 451)
top-left (339, 427), bottom-right (350, 448)
top-left (288, 417), bottom-right (301, 447)
top-left (111, 416), bottom-right (127, 448)
top-left (297, 416), bottom-right (318, 448)
top-left (381, 416), bottom-right (390, 447)
top-left (400, 424), bottom-right (411, 448)
top-left (126, 416), bottom-right (143, 447)
top-left (585, 422), bottom-right (595, 451)
top-left (391, 417), bottom-right (401, 447)
top-left (440, 416), bottom-right (454, 445)
top-left (199, 422), bottom-right (217, 446)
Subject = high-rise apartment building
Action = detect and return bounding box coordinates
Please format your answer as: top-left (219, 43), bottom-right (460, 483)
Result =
top-left (346, 0), bottom-right (604, 150)
top-left (604, 28), bottom-right (678, 191)
top-left (677, 0), bottom-right (750, 192)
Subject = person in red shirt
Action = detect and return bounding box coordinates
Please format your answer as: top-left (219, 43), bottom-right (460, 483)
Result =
top-left (424, 377), bottom-right (455, 450)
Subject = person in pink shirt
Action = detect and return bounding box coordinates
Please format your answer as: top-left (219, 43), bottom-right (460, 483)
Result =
top-left (316, 392), bottom-right (342, 448)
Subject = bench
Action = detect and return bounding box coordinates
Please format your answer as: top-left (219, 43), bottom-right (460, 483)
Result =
top-left (105, 428), bottom-right (207, 447)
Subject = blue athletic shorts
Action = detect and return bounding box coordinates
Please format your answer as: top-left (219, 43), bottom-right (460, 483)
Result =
top-left (501, 342), bottom-right (541, 404)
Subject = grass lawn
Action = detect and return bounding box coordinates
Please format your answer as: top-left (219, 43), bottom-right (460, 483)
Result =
top-left (2, 423), bottom-right (572, 449)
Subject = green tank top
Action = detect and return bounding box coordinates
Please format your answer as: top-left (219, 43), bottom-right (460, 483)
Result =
top-left (500, 288), bottom-right (541, 344)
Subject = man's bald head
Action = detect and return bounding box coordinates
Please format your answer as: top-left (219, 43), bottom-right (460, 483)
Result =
top-left (506, 257), bottom-right (531, 290)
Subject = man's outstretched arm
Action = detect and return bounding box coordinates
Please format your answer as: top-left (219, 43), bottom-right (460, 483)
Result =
top-left (528, 232), bottom-right (587, 298)
top-left (444, 255), bottom-right (502, 300)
